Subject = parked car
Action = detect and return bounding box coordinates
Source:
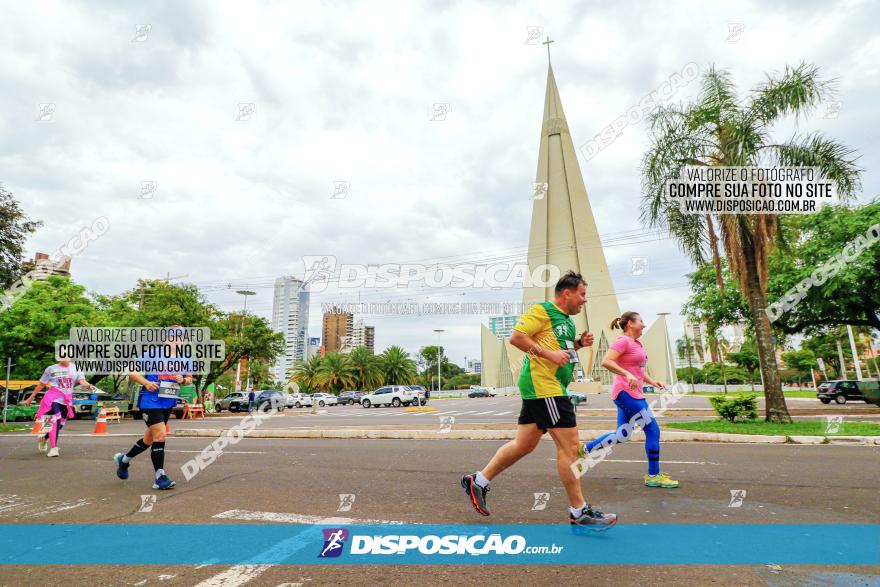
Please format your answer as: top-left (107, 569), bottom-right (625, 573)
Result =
top-left (310, 393), bottom-right (338, 407)
top-left (216, 392), bottom-right (249, 412)
top-left (467, 386), bottom-right (495, 398)
top-left (817, 380), bottom-right (875, 404)
top-left (568, 392), bottom-right (587, 406)
top-left (287, 393), bottom-right (313, 408)
top-left (72, 389), bottom-right (129, 419)
top-left (338, 390), bottom-right (363, 405)
top-left (253, 390), bottom-right (285, 412)
top-left (408, 385), bottom-right (429, 405)
top-left (360, 385), bottom-right (418, 408)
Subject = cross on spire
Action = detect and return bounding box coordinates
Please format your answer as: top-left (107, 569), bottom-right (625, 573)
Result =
top-left (542, 35), bottom-right (555, 65)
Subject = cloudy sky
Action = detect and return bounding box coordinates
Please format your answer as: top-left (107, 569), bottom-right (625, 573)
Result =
top-left (3, 0), bottom-right (878, 366)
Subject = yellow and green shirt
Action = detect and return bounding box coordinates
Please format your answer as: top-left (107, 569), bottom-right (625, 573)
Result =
top-left (514, 302), bottom-right (576, 399)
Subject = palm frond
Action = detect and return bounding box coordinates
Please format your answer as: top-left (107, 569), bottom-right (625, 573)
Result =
top-left (747, 62), bottom-right (835, 125)
top-left (765, 132), bottom-right (863, 199)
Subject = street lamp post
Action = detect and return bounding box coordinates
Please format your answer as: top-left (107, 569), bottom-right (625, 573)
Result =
top-left (434, 329), bottom-right (445, 392)
top-left (235, 290), bottom-right (256, 392)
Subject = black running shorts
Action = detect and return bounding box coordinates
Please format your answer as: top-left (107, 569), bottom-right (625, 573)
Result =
top-left (518, 395), bottom-right (576, 432)
top-left (141, 408), bottom-right (173, 427)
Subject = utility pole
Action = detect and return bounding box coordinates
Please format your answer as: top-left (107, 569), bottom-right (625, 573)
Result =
top-left (434, 329), bottom-right (445, 392)
top-left (3, 357), bottom-right (13, 425)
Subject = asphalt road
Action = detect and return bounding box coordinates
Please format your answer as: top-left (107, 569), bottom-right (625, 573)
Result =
top-left (1, 426), bottom-right (878, 586)
top-left (83, 395), bottom-right (880, 431)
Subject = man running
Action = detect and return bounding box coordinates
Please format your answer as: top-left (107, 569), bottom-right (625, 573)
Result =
top-left (461, 271), bottom-right (617, 529)
top-left (114, 326), bottom-right (192, 489)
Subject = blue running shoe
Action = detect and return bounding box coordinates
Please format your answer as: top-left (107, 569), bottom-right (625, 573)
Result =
top-left (114, 453), bottom-right (129, 480)
top-left (153, 474), bottom-right (176, 490)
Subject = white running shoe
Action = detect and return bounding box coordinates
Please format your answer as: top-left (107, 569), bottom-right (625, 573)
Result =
top-left (38, 436), bottom-right (48, 453)
top-left (46, 447), bottom-right (60, 457)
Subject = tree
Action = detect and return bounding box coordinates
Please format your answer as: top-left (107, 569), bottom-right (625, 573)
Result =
top-left (290, 355), bottom-right (323, 392)
top-left (767, 200), bottom-right (880, 334)
top-left (0, 276), bottom-right (102, 378)
top-left (316, 352), bottom-right (355, 392)
top-left (347, 346), bottom-right (383, 391)
top-left (642, 63), bottom-right (862, 422)
top-left (727, 339), bottom-right (761, 391)
top-left (0, 185), bottom-right (42, 290)
top-left (198, 312), bottom-right (285, 398)
top-left (708, 330), bottom-right (731, 393)
top-left (781, 349), bottom-right (816, 386)
top-left (379, 346), bottom-right (417, 385)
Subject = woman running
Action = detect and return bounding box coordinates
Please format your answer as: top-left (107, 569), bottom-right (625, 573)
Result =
top-left (580, 311), bottom-right (679, 488)
top-left (24, 358), bottom-right (96, 457)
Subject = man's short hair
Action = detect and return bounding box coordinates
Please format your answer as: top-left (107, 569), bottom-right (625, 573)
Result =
top-left (555, 271), bottom-right (586, 295)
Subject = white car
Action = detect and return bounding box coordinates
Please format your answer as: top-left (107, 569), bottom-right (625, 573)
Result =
top-left (360, 385), bottom-right (418, 408)
top-left (286, 393), bottom-right (312, 408)
top-left (310, 393), bottom-right (338, 407)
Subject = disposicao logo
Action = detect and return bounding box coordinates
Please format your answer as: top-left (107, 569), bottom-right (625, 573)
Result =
top-left (319, 528), bottom-right (348, 558)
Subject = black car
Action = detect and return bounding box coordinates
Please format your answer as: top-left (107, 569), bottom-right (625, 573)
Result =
top-left (254, 390), bottom-right (285, 412)
top-left (468, 387), bottom-right (493, 398)
top-left (338, 390), bottom-right (363, 405)
top-left (816, 380), bottom-right (874, 404)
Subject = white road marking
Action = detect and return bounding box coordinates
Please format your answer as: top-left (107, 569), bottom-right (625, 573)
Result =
top-left (22, 498), bottom-right (92, 517)
top-left (196, 564), bottom-right (273, 587)
top-left (473, 411), bottom-right (495, 415)
top-left (496, 411), bottom-right (513, 416)
top-left (199, 510), bottom-right (412, 587)
top-left (213, 509), bottom-right (407, 525)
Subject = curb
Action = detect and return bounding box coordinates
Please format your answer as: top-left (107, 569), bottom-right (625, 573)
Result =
top-left (174, 428), bottom-right (880, 444)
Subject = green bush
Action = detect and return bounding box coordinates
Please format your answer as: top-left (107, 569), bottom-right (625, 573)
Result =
top-left (708, 393), bottom-right (758, 422)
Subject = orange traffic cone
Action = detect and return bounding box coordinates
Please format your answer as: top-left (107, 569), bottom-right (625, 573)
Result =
top-left (31, 418), bottom-right (45, 434)
top-left (165, 421), bottom-right (170, 434)
top-left (92, 406), bottom-right (108, 435)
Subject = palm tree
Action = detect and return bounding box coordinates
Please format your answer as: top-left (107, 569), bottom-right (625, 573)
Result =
top-left (676, 335), bottom-right (697, 393)
top-left (379, 345), bottom-right (418, 385)
top-left (289, 355), bottom-right (322, 392)
top-left (709, 330), bottom-right (731, 394)
top-left (316, 352), bottom-right (355, 393)
top-left (642, 63), bottom-right (862, 422)
top-left (347, 346), bottom-right (383, 391)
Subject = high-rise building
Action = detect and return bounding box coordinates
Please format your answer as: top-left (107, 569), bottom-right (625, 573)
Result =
top-left (323, 308), bottom-right (353, 353)
top-left (306, 337), bottom-right (321, 360)
top-left (349, 319), bottom-right (376, 354)
top-left (488, 315), bottom-right (517, 339)
top-left (271, 276), bottom-right (310, 383)
top-left (467, 359), bottom-right (482, 374)
top-left (21, 252), bottom-right (71, 279)
top-left (480, 56), bottom-right (676, 388)
top-left (682, 321), bottom-right (712, 366)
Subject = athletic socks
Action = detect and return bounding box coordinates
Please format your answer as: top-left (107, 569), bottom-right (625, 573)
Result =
top-left (155, 468), bottom-right (166, 480)
top-left (124, 439), bottom-right (150, 462)
top-left (475, 471), bottom-right (490, 488)
top-left (569, 503), bottom-right (588, 517)
top-left (150, 441), bottom-right (166, 473)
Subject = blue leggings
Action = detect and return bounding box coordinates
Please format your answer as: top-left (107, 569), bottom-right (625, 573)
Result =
top-left (585, 391), bottom-right (661, 475)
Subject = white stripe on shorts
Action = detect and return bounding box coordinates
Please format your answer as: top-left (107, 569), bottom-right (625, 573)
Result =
top-left (545, 397), bottom-right (560, 424)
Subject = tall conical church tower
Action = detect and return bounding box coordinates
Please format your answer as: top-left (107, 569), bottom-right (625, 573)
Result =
top-left (480, 57), bottom-right (676, 390)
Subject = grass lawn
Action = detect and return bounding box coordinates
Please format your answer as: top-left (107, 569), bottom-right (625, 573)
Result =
top-left (666, 420), bottom-right (880, 436)
top-left (0, 423), bottom-right (31, 433)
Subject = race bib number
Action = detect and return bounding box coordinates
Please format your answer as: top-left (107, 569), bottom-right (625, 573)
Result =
top-left (157, 381), bottom-right (180, 399)
top-left (565, 340), bottom-right (580, 364)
